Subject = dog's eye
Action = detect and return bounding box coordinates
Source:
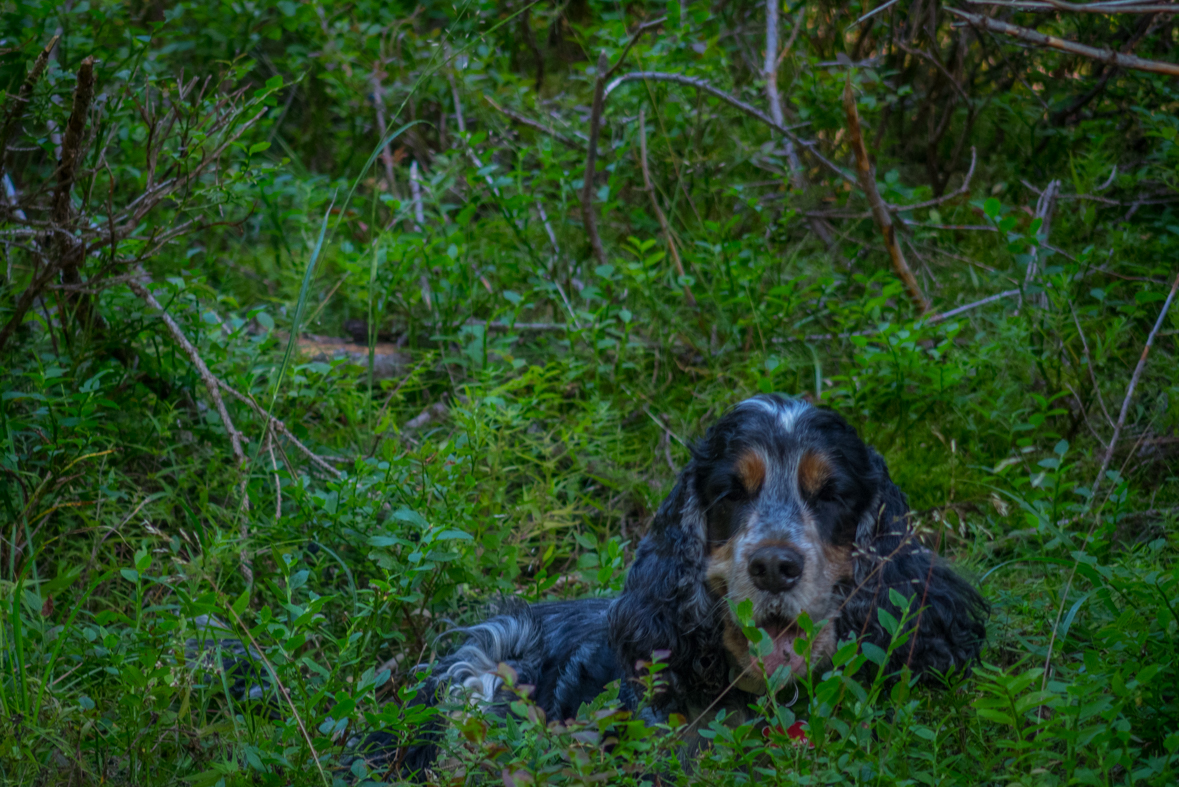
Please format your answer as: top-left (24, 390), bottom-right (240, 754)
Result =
top-left (814, 480), bottom-right (840, 503)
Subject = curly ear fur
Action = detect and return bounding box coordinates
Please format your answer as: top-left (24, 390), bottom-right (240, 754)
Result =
top-left (607, 474), bottom-right (737, 712)
top-left (839, 451), bottom-right (988, 683)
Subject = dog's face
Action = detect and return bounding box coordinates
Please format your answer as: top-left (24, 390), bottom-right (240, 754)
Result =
top-left (693, 395), bottom-right (879, 689)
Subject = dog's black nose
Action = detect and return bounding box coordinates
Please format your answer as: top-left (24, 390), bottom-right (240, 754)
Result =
top-left (748, 545), bottom-right (805, 593)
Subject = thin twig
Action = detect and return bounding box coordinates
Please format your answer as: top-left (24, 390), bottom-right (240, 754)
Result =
top-left (603, 16), bottom-right (667, 82)
top-left (267, 429), bottom-right (281, 522)
top-left (1095, 270), bottom-right (1179, 497)
top-left (1025, 179), bottom-right (1060, 310)
top-left (927, 289), bottom-right (1021, 323)
top-left (889, 148), bottom-right (978, 212)
top-left (220, 603), bottom-right (331, 787)
top-left (582, 50), bottom-right (611, 269)
top-left (966, 0), bottom-right (1179, 12)
top-left (605, 71), bottom-right (858, 187)
top-left (409, 160), bottom-right (425, 229)
top-left (765, 0), bottom-right (839, 251)
top-left (637, 109), bottom-right (696, 308)
top-left (843, 78), bottom-right (929, 314)
top-left (217, 382), bottom-right (344, 479)
top-left (369, 70), bottom-right (399, 197)
top-left (54, 57), bottom-right (96, 296)
top-left (948, 8), bottom-right (1179, 76)
top-left (483, 96), bottom-right (587, 151)
top-left (1067, 300), bottom-right (1115, 428)
top-left (127, 280), bottom-right (253, 582)
top-left (534, 200), bottom-right (581, 328)
top-left (0, 35), bottom-right (59, 185)
top-left (1040, 270), bottom-right (1179, 692)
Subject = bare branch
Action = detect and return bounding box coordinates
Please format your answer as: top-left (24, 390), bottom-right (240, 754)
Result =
top-left (843, 78), bottom-right (929, 314)
top-left (370, 70), bottom-right (399, 197)
top-left (967, 0), bottom-right (1179, 13)
top-left (1094, 271), bottom-right (1179, 499)
top-left (0, 35), bottom-right (59, 185)
top-left (603, 16), bottom-right (667, 82)
top-left (948, 8), bottom-right (1179, 76)
top-left (927, 289), bottom-right (1021, 324)
top-left (128, 279), bottom-right (253, 582)
top-left (53, 56), bottom-right (96, 226)
top-left (217, 382), bottom-right (344, 480)
top-left (1024, 179), bottom-right (1061, 309)
top-left (582, 51), bottom-right (610, 269)
top-left (765, 0), bottom-right (839, 251)
top-left (889, 148), bottom-right (978, 213)
top-left (128, 280), bottom-right (247, 470)
top-left (484, 96), bottom-right (587, 151)
top-left (409, 160), bottom-right (425, 230)
top-left (605, 71), bottom-right (857, 187)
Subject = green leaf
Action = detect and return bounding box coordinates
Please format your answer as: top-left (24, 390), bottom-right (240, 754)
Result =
top-left (434, 529), bottom-right (472, 541)
top-left (974, 708), bottom-right (1015, 726)
top-left (861, 642), bottom-right (887, 666)
top-left (983, 197), bottom-right (1001, 219)
top-left (231, 588), bottom-right (250, 616)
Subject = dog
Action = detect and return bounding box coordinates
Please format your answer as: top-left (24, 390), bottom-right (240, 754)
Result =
top-left (392, 394), bottom-right (988, 773)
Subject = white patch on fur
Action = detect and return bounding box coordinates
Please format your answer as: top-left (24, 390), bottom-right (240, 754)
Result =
top-left (736, 395), bottom-right (808, 433)
top-left (430, 615), bottom-right (537, 705)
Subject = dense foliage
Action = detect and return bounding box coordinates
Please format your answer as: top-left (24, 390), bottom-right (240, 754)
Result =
top-left (1, 0), bottom-right (1177, 784)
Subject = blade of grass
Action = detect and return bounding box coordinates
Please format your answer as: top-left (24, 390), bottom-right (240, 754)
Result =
top-left (267, 194), bottom-right (336, 414)
top-left (11, 579), bottom-right (27, 714)
top-left (31, 568), bottom-right (118, 724)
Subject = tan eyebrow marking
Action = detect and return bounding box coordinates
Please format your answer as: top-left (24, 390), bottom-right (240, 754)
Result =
top-left (798, 451), bottom-right (833, 498)
top-left (734, 449), bottom-right (766, 495)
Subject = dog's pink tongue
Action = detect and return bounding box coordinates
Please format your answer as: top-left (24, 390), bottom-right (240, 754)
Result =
top-left (754, 628), bottom-right (805, 679)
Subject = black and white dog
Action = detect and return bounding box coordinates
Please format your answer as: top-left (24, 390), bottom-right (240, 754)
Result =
top-left (395, 395), bottom-right (988, 773)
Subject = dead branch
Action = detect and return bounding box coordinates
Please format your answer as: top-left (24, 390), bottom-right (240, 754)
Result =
top-left (128, 280), bottom-right (247, 470)
top-left (843, 78), bottom-right (929, 314)
top-left (217, 382), bottom-right (344, 480)
top-left (409, 160), bottom-right (425, 229)
top-left (0, 35), bottom-right (58, 186)
top-left (637, 109), bottom-right (697, 308)
top-left (927, 288), bottom-right (1021, 324)
top-left (967, 0), bottom-right (1179, 13)
top-left (948, 8), bottom-right (1179, 76)
top-left (1067, 300), bottom-right (1115, 429)
top-left (1040, 270), bottom-right (1179, 689)
top-left (1025, 179), bottom-right (1061, 309)
top-left (765, 0), bottom-right (839, 252)
top-left (53, 56), bottom-right (95, 227)
top-left (1093, 270), bottom-right (1179, 499)
top-left (484, 96), bottom-right (586, 151)
top-left (605, 71), bottom-right (857, 188)
top-left (128, 279), bottom-right (253, 582)
top-left (370, 70), bottom-right (399, 197)
top-left (891, 148), bottom-right (978, 212)
top-left (582, 50), bottom-right (611, 269)
top-left (605, 16), bottom-right (667, 82)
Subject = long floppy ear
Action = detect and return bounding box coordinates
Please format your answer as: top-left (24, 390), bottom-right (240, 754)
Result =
top-left (607, 471), bottom-right (728, 710)
top-left (843, 451), bottom-right (988, 684)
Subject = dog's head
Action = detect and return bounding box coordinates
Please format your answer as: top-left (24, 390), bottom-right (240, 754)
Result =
top-left (609, 395), bottom-right (987, 706)
top-left (694, 396), bottom-right (877, 690)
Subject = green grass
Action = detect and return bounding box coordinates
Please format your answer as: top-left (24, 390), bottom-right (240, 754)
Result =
top-left (1, 0), bottom-right (1178, 784)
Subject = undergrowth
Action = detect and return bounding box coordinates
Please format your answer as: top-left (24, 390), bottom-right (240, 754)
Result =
top-left (1, 0), bottom-right (1178, 785)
